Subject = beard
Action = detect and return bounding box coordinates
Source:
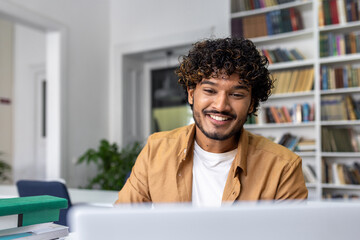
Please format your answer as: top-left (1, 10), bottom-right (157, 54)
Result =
top-left (192, 109), bottom-right (244, 141)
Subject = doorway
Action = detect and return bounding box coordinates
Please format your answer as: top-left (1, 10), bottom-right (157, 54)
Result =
top-left (0, 2), bottom-right (65, 182)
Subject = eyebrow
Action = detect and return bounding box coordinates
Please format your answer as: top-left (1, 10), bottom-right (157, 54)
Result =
top-left (200, 80), bottom-right (216, 86)
top-left (200, 80), bottom-right (250, 91)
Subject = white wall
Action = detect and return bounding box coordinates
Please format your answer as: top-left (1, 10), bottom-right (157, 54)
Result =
top-left (13, 24), bottom-right (46, 181)
top-left (0, 18), bottom-right (13, 180)
top-left (110, 0), bottom-right (230, 45)
top-left (8, 0), bottom-right (110, 188)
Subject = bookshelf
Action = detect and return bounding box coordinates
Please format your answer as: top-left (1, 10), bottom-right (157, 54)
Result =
top-left (231, 0), bottom-right (360, 200)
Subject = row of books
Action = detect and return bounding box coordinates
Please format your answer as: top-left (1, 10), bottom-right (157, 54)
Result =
top-left (267, 133), bottom-right (316, 152)
top-left (303, 163), bottom-right (317, 183)
top-left (231, 0), bottom-right (296, 12)
top-left (319, 0), bottom-right (360, 26)
top-left (0, 195), bottom-right (69, 239)
top-left (268, 132), bottom-right (301, 151)
top-left (319, 31), bottom-right (360, 57)
top-left (261, 47), bottom-right (305, 64)
top-left (322, 127), bottom-right (360, 152)
top-left (271, 68), bottom-right (314, 94)
top-left (231, 7), bottom-right (303, 38)
top-left (321, 95), bottom-right (360, 121)
top-left (264, 103), bottom-right (315, 124)
top-left (323, 193), bottom-right (359, 199)
top-left (322, 160), bottom-right (360, 185)
top-left (321, 64), bottom-right (360, 90)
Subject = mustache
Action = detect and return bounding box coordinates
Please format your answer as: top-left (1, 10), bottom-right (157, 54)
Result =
top-left (202, 110), bottom-right (237, 119)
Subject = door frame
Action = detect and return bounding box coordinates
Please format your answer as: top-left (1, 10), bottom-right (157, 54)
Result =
top-left (0, 2), bottom-right (67, 180)
top-left (109, 27), bottom-right (214, 146)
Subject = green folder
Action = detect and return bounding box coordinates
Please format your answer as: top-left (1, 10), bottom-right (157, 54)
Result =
top-left (0, 195), bottom-right (68, 227)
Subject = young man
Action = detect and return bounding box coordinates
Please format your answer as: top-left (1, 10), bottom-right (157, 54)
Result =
top-left (115, 38), bottom-right (308, 206)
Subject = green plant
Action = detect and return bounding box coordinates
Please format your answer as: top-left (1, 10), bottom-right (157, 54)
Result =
top-left (77, 140), bottom-right (142, 190)
top-left (0, 152), bottom-right (11, 182)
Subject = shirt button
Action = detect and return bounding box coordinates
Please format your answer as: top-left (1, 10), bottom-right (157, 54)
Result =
top-left (178, 173), bottom-right (182, 177)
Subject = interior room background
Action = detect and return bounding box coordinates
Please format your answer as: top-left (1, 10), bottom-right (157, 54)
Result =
top-left (0, 0), bottom-right (229, 188)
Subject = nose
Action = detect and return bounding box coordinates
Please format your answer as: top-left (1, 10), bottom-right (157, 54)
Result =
top-left (213, 92), bottom-right (231, 112)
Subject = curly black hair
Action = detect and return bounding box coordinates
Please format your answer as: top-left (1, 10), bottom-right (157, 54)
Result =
top-left (175, 37), bottom-right (273, 116)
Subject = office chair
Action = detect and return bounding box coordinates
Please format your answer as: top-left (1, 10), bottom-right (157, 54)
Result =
top-left (16, 180), bottom-right (72, 227)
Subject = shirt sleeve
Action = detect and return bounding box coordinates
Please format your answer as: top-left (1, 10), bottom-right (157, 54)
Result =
top-left (114, 141), bottom-right (152, 204)
top-left (275, 156), bottom-right (308, 200)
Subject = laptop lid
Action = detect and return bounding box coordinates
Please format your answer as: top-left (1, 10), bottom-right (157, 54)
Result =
top-left (69, 201), bottom-right (360, 240)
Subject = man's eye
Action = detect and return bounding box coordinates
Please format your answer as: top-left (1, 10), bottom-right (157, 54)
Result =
top-left (231, 93), bottom-right (244, 98)
top-left (204, 89), bottom-right (215, 94)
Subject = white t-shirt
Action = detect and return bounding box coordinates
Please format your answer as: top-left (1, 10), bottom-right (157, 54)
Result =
top-left (192, 141), bottom-right (237, 207)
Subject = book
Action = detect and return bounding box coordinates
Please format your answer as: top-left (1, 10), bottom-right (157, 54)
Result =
top-left (318, 0), bottom-right (324, 27)
top-left (231, 18), bottom-right (243, 38)
top-left (0, 223), bottom-right (69, 240)
top-left (0, 223), bottom-right (53, 237)
top-left (295, 139), bottom-right (315, 152)
top-left (269, 106), bottom-right (281, 123)
top-left (303, 68), bottom-right (314, 91)
top-left (287, 69), bottom-right (299, 93)
top-left (329, 0), bottom-right (339, 24)
top-left (323, 0), bottom-right (332, 25)
top-left (303, 164), bottom-right (316, 183)
top-left (286, 135), bottom-right (301, 151)
top-left (0, 196), bottom-right (68, 229)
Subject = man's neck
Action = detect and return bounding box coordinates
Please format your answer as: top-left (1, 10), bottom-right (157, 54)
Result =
top-left (195, 129), bottom-right (239, 153)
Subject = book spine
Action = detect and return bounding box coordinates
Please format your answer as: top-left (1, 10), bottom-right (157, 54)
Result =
top-left (330, 0), bottom-right (340, 24)
top-left (318, 0), bottom-right (324, 27)
top-left (323, 0), bottom-right (332, 25)
top-left (337, 0), bottom-right (347, 24)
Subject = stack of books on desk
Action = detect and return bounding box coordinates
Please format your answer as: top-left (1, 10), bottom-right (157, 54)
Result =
top-left (0, 195), bottom-right (69, 239)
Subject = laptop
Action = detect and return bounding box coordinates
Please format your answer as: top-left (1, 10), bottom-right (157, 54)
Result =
top-left (69, 201), bottom-right (360, 240)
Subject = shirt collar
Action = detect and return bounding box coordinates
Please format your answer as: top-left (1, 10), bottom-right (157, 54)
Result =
top-left (180, 124), bottom-right (248, 176)
top-left (234, 128), bottom-right (248, 176)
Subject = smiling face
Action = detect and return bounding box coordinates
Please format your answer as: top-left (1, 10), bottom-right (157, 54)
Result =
top-left (187, 73), bottom-right (253, 151)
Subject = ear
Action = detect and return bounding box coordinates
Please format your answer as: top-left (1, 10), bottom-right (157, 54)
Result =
top-left (248, 100), bottom-right (254, 114)
top-left (187, 87), bottom-right (194, 105)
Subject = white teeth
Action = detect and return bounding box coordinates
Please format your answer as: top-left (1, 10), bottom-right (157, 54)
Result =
top-left (210, 115), bottom-right (229, 121)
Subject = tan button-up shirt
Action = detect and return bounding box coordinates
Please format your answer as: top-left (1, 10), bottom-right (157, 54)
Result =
top-left (115, 124), bottom-right (308, 204)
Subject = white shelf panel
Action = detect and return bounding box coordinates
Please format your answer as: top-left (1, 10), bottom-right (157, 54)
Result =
top-left (244, 122), bottom-right (315, 129)
top-left (321, 87), bottom-right (360, 95)
top-left (319, 21), bottom-right (360, 32)
top-left (319, 53), bottom-right (360, 64)
top-left (268, 59), bottom-right (315, 70)
top-left (270, 90), bottom-right (315, 99)
top-left (296, 152), bottom-right (316, 157)
top-left (231, 0), bottom-right (312, 18)
top-left (250, 28), bottom-right (313, 44)
top-left (320, 120), bottom-right (360, 126)
top-left (321, 152), bottom-right (360, 158)
top-left (322, 183), bottom-right (360, 190)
